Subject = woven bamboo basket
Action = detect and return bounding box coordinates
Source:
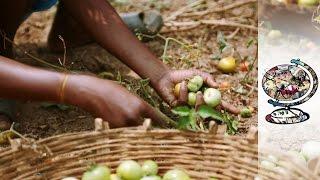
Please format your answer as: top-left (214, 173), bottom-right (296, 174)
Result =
top-left (0, 118), bottom-right (318, 180)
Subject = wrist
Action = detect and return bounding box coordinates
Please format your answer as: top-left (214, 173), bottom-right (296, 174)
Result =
top-left (63, 74), bottom-right (95, 109)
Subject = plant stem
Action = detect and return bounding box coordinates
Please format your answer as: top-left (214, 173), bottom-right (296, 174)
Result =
top-left (154, 108), bottom-right (177, 128)
top-left (136, 33), bottom-right (191, 62)
top-left (1, 32), bottom-right (68, 72)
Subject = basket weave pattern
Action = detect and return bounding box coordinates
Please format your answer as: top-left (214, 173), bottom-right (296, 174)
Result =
top-left (0, 119), bottom-right (318, 180)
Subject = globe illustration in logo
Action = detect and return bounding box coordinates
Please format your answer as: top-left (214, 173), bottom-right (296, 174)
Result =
top-left (262, 65), bottom-right (311, 101)
top-left (262, 59), bottom-right (318, 124)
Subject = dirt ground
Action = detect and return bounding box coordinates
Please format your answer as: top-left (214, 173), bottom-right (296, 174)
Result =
top-left (9, 0), bottom-right (257, 139)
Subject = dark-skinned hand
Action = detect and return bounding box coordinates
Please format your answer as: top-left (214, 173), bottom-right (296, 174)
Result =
top-left (66, 75), bottom-right (164, 128)
top-left (154, 69), bottom-right (240, 114)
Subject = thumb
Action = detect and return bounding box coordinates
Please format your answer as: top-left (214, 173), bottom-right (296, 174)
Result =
top-left (159, 85), bottom-right (178, 107)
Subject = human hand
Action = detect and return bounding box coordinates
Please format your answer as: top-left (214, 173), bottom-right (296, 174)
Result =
top-left (66, 75), bottom-right (164, 128)
top-left (153, 69), bottom-right (240, 114)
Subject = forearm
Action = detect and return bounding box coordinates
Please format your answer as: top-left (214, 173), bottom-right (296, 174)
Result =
top-left (61, 0), bottom-right (169, 86)
top-left (0, 55), bottom-right (65, 102)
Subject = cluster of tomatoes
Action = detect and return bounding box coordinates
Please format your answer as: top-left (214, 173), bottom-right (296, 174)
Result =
top-left (174, 75), bottom-right (222, 109)
top-left (62, 160), bottom-right (190, 180)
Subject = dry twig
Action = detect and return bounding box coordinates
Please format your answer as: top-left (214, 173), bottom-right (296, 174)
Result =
top-left (180, 0), bottom-right (257, 18)
top-left (0, 31), bottom-right (67, 71)
top-left (165, 0), bottom-right (205, 22)
top-left (165, 19), bottom-right (257, 31)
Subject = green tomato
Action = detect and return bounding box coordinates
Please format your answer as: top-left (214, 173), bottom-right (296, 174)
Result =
top-left (187, 92), bottom-right (197, 106)
top-left (163, 169), bottom-right (190, 180)
top-left (203, 88), bottom-right (221, 107)
top-left (240, 107), bottom-right (252, 118)
top-left (116, 160), bottom-right (143, 180)
top-left (82, 165), bottom-right (111, 180)
top-left (110, 174), bottom-right (121, 180)
top-left (187, 82), bottom-right (199, 92)
top-left (187, 76), bottom-right (204, 92)
top-left (142, 160), bottom-right (158, 176)
top-left (141, 175), bottom-right (162, 180)
top-left (298, 0), bottom-right (319, 6)
top-left (190, 76), bottom-right (203, 88)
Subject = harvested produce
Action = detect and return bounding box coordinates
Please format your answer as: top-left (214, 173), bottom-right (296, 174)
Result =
top-left (240, 107), bottom-right (253, 118)
top-left (187, 75), bottom-right (203, 92)
top-left (82, 165), bottom-right (111, 180)
top-left (218, 56), bottom-right (236, 73)
top-left (140, 176), bottom-right (162, 180)
top-left (142, 160), bottom-right (158, 176)
top-left (172, 75), bottom-right (238, 134)
top-left (79, 160), bottom-right (190, 180)
top-left (117, 160), bottom-right (143, 180)
top-left (163, 169), bottom-right (190, 180)
top-left (187, 92), bottom-right (197, 106)
top-left (110, 174), bottom-right (121, 180)
top-left (203, 88), bottom-right (221, 107)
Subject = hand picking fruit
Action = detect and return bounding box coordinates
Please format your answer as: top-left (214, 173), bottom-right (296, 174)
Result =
top-left (0, 0), bottom-right (235, 129)
top-left (173, 75), bottom-right (239, 114)
top-left (172, 75), bottom-right (240, 133)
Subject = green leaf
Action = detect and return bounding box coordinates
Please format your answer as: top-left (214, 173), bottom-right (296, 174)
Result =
top-left (171, 106), bottom-right (191, 116)
top-left (197, 105), bottom-right (224, 121)
top-left (223, 113), bottom-right (238, 135)
top-left (246, 37), bottom-right (256, 48)
top-left (232, 119), bottom-right (239, 130)
top-left (177, 116), bottom-right (190, 130)
top-left (217, 31), bottom-right (227, 53)
top-left (189, 109), bottom-right (198, 130)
